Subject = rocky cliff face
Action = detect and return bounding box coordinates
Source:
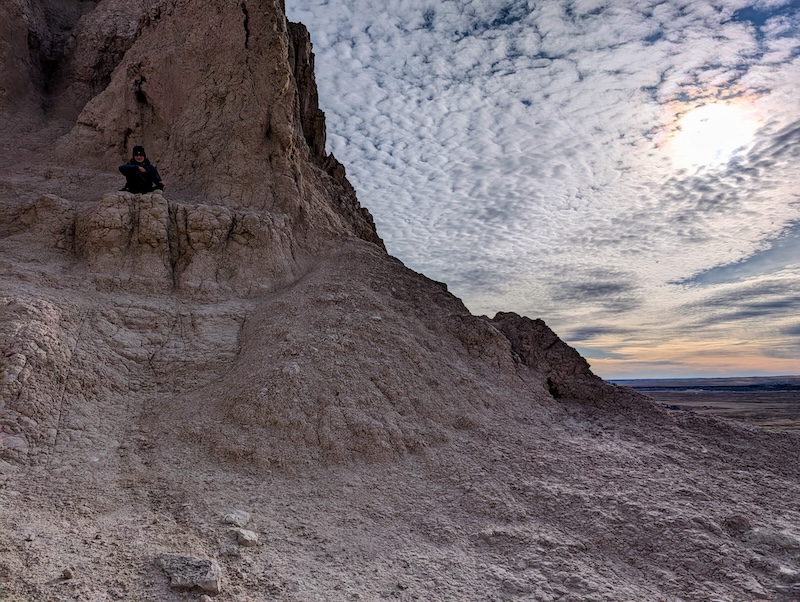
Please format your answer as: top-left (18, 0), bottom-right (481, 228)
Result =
top-left (1, 2), bottom-right (799, 601)
top-left (2, 0), bottom-right (381, 249)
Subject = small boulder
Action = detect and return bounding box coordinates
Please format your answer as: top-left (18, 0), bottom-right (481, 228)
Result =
top-left (235, 528), bottom-right (259, 547)
top-left (158, 555), bottom-right (222, 594)
top-left (222, 510), bottom-right (250, 527)
top-left (722, 514), bottom-right (752, 537)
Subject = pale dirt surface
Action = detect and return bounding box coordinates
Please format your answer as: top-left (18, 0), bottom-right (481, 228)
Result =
top-left (2, 1), bottom-right (800, 601)
top-left (2, 198), bottom-right (799, 601)
top-left (648, 390), bottom-right (800, 432)
top-left (623, 378), bottom-right (800, 432)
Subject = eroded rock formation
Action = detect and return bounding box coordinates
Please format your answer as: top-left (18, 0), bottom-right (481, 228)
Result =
top-left (1, 2), bottom-right (798, 601)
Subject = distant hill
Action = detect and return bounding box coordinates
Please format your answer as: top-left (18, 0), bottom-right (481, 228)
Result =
top-left (615, 375), bottom-right (800, 391)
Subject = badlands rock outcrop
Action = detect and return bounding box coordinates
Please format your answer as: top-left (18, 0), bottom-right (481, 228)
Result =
top-left (1, 1), bottom-right (799, 601)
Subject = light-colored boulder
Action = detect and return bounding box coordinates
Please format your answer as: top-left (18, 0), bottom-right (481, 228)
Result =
top-left (158, 555), bottom-right (222, 595)
top-left (222, 510), bottom-right (250, 528)
top-left (235, 528), bottom-right (259, 547)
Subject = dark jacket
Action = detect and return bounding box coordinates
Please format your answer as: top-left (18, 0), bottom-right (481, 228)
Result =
top-left (119, 159), bottom-right (164, 194)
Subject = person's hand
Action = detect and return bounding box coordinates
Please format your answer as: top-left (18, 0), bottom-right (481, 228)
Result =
top-left (139, 166), bottom-right (146, 172)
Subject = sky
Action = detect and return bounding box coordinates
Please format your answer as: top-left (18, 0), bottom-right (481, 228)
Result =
top-left (285, 0), bottom-right (800, 379)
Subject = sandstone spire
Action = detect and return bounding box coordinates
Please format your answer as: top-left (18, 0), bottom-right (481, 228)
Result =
top-left (4, 0), bottom-right (381, 248)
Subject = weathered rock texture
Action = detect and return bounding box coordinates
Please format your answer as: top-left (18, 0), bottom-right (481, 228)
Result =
top-left (1, 1), bottom-right (799, 601)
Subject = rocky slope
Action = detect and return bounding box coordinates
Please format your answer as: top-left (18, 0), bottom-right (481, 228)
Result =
top-left (1, 1), bottom-right (799, 601)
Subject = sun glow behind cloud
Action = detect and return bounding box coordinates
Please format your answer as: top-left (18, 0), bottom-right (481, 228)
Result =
top-left (661, 100), bottom-right (763, 169)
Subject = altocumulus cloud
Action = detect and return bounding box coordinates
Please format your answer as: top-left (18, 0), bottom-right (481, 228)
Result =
top-left (286, 0), bottom-right (800, 378)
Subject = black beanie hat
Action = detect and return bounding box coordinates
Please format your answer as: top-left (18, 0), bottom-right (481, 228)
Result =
top-left (132, 145), bottom-right (146, 157)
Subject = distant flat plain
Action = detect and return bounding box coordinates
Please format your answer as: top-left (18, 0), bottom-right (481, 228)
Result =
top-left (614, 375), bottom-right (800, 432)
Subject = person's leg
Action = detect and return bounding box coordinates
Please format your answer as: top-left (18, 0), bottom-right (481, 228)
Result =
top-left (122, 171), bottom-right (151, 193)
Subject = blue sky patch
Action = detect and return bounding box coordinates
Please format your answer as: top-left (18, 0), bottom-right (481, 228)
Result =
top-left (679, 221), bottom-right (800, 286)
top-left (732, 1), bottom-right (800, 28)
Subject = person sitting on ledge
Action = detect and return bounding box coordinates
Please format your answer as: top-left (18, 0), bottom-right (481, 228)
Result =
top-left (119, 145), bottom-right (165, 194)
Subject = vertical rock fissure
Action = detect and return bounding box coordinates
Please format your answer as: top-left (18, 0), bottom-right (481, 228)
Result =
top-left (45, 310), bottom-right (89, 467)
top-left (241, 1), bottom-right (251, 49)
top-left (225, 214), bottom-right (238, 247)
top-left (166, 203), bottom-right (182, 288)
top-left (127, 197), bottom-right (141, 253)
